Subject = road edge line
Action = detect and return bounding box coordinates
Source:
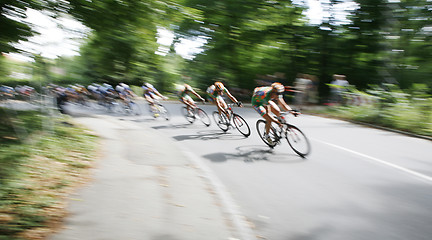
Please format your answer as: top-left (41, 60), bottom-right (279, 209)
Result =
top-left (176, 145), bottom-right (257, 240)
top-left (312, 137), bottom-right (432, 184)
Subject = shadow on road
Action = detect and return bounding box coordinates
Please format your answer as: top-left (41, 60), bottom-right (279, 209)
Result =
top-left (172, 130), bottom-right (247, 141)
top-left (203, 145), bottom-right (305, 163)
top-left (151, 123), bottom-right (200, 129)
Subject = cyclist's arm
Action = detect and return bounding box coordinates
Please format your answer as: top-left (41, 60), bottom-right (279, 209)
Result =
top-left (151, 88), bottom-right (166, 99)
top-left (191, 89), bottom-right (205, 101)
top-left (277, 96), bottom-right (292, 112)
top-left (225, 89), bottom-right (239, 104)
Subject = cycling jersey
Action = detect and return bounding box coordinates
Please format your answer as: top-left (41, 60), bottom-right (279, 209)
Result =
top-left (252, 86), bottom-right (282, 116)
top-left (251, 86), bottom-right (273, 106)
top-left (207, 85), bottom-right (227, 100)
top-left (179, 88), bottom-right (190, 98)
top-left (142, 84), bottom-right (156, 95)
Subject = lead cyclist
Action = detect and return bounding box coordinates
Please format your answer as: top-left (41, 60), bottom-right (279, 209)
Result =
top-left (251, 82), bottom-right (299, 144)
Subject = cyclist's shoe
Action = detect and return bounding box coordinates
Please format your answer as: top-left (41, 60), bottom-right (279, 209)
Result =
top-left (187, 110), bottom-right (195, 118)
top-left (264, 133), bottom-right (274, 145)
top-left (154, 113), bottom-right (159, 118)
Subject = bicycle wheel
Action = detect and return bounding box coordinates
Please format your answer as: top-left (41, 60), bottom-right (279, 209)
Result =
top-left (128, 102), bottom-right (142, 115)
top-left (213, 111), bottom-right (229, 132)
top-left (181, 106), bottom-right (195, 123)
top-left (109, 100), bottom-right (124, 114)
top-left (233, 113), bottom-right (250, 137)
top-left (256, 120), bottom-right (278, 148)
top-left (284, 124), bottom-right (311, 158)
top-left (157, 104), bottom-right (170, 120)
top-left (197, 108), bottom-right (211, 126)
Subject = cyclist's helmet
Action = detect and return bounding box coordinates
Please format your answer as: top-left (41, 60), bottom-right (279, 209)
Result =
top-left (214, 82), bottom-right (224, 91)
top-left (271, 82), bottom-right (285, 94)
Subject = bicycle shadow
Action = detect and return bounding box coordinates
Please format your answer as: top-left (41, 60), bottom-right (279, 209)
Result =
top-left (202, 145), bottom-right (305, 163)
top-left (151, 123), bottom-right (194, 129)
top-left (172, 130), bottom-right (247, 141)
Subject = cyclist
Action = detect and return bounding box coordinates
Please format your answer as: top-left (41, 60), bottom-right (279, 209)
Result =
top-left (179, 84), bottom-right (205, 112)
top-left (116, 83), bottom-right (135, 101)
top-left (142, 82), bottom-right (167, 116)
top-left (251, 82), bottom-right (298, 144)
top-left (208, 81), bottom-right (242, 119)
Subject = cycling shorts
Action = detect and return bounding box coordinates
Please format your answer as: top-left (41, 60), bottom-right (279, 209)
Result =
top-left (180, 95), bottom-right (193, 103)
top-left (253, 105), bottom-right (267, 117)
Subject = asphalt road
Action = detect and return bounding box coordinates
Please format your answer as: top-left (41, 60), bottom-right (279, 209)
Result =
top-left (60, 100), bottom-right (432, 240)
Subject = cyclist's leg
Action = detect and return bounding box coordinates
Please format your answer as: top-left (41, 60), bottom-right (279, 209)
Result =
top-left (184, 96), bottom-right (197, 110)
top-left (145, 94), bottom-right (156, 110)
top-left (254, 105), bottom-right (271, 134)
top-left (269, 100), bottom-right (282, 117)
top-left (216, 96), bottom-right (228, 118)
top-left (181, 96), bottom-right (195, 116)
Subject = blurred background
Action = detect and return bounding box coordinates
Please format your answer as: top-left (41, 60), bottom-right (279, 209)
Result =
top-left (1, 0), bottom-right (431, 97)
top-left (1, 1), bottom-right (432, 238)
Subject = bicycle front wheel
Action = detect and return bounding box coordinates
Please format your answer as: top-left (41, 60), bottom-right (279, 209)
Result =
top-left (197, 108), bottom-right (211, 126)
top-left (181, 106), bottom-right (195, 123)
top-left (233, 113), bottom-right (250, 137)
top-left (284, 124), bottom-right (311, 158)
top-left (256, 120), bottom-right (278, 148)
top-left (213, 111), bottom-right (229, 132)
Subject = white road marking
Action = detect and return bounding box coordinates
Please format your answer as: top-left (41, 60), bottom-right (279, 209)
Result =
top-left (312, 138), bottom-right (432, 184)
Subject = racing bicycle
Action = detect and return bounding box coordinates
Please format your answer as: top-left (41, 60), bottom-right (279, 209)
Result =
top-left (256, 111), bottom-right (310, 158)
top-left (213, 103), bottom-right (251, 137)
top-left (181, 105), bottom-right (211, 126)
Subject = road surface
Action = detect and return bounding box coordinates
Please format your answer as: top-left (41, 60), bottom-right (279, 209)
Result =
top-left (62, 101), bottom-right (432, 240)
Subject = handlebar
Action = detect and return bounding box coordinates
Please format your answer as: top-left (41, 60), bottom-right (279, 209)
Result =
top-left (227, 101), bottom-right (243, 108)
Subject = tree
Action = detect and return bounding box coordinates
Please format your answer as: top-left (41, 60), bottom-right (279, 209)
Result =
top-left (0, 0), bottom-right (43, 54)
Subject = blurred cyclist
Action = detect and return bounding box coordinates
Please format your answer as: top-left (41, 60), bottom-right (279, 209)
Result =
top-left (142, 82), bottom-right (167, 115)
top-left (208, 81), bottom-right (242, 118)
top-left (251, 82), bottom-right (298, 144)
top-left (179, 84), bottom-right (205, 111)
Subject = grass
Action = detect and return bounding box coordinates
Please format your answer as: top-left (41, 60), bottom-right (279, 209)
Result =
top-left (305, 101), bottom-right (432, 138)
top-left (0, 108), bottom-right (98, 240)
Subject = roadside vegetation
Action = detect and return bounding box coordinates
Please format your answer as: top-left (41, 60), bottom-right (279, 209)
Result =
top-left (307, 84), bottom-right (432, 138)
top-left (0, 109), bottom-right (99, 239)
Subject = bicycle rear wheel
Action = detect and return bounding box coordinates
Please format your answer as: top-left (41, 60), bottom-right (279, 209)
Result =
top-left (157, 104), bottom-right (170, 120)
top-left (127, 102), bottom-right (142, 115)
top-left (233, 113), bottom-right (250, 137)
top-left (284, 124), bottom-right (311, 158)
top-left (256, 120), bottom-right (278, 148)
top-left (197, 108), bottom-right (211, 126)
top-left (181, 106), bottom-right (195, 123)
top-left (213, 111), bottom-right (229, 132)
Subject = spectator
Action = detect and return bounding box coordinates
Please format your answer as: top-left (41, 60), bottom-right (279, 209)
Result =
top-left (294, 73), bottom-right (312, 108)
top-left (307, 75), bottom-right (319, 104)
top-left (330, 74), bottom-right (349, 104)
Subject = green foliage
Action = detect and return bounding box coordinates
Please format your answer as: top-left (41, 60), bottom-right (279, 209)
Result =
top-left (0, 0), bottom-right (43, 54)
top-left (2, 0), bottom-right (432, 97)
top-left (326, 84), bottom-right (432, 137)
top-left (0, 109), bottom-right (98, 238)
